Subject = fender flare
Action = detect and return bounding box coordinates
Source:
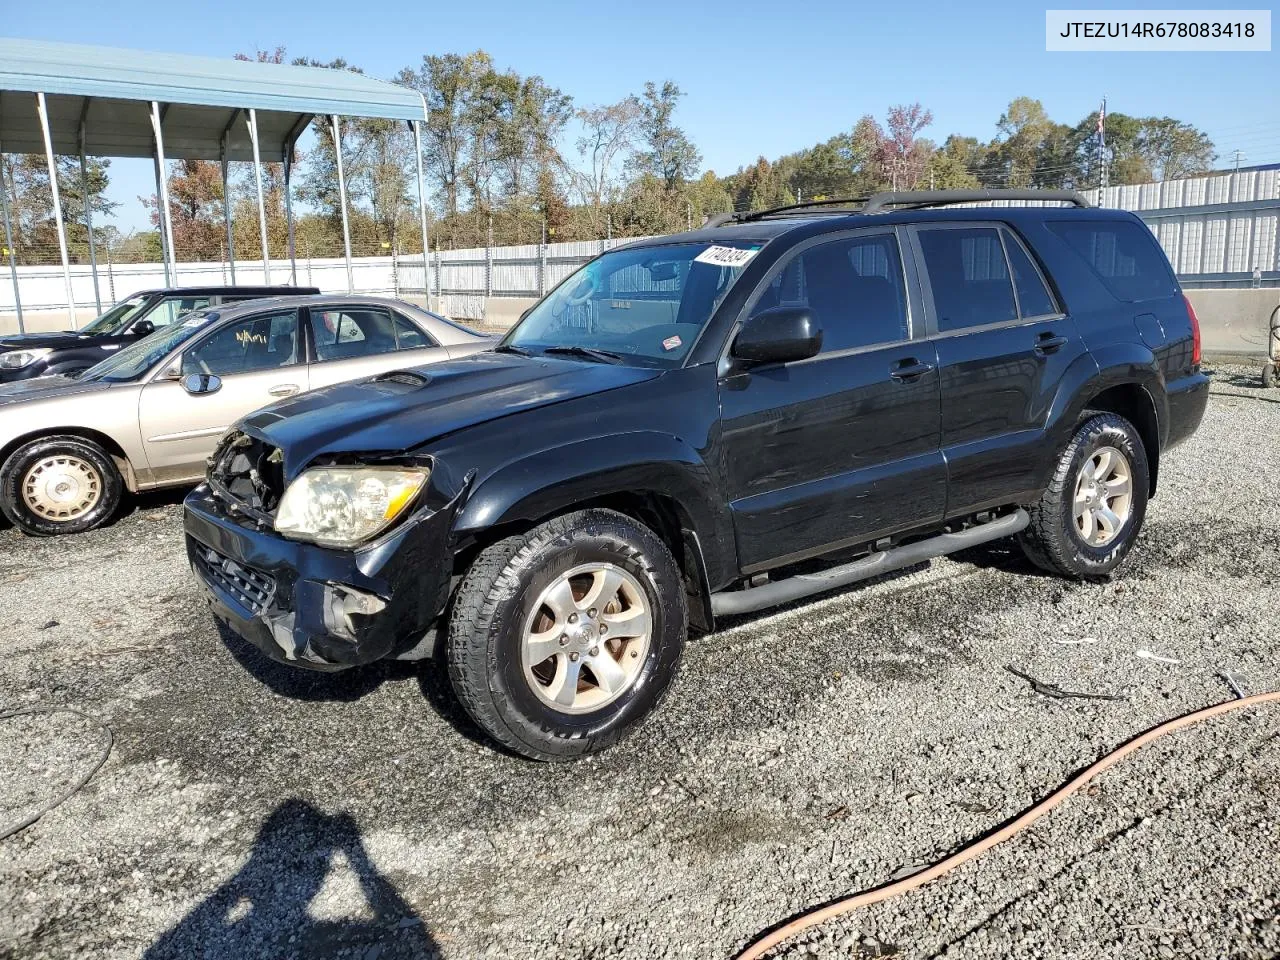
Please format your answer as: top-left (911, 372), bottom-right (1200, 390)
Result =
top-left (1039, 342), bottom-right (1165, 493)
top-left (452, 431), bottom-right (737, 613)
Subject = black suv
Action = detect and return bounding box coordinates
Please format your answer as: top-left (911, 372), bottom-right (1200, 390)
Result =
top-left (185, 190), bottom-right (1208, 760)
top-left (0, 286), bottom-right (319, 381)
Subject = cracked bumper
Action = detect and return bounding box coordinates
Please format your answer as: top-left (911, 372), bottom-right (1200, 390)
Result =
top-left (184, 484), bottom-right (458, 672)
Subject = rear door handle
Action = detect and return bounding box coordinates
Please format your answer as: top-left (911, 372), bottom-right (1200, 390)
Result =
top-left (268, 383), bottom-right (300, 397)
top-left (889, 358), bottom-right (935, 382)
top-left (1035, 333), bottom-right (1069, 355)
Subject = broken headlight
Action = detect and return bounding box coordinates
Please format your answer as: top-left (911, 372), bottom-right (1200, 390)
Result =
top-left (274, 466), bottom-right (428, 547)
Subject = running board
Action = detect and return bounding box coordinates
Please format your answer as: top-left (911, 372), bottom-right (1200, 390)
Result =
top-left (710, 509), bottom-right (1030, 617)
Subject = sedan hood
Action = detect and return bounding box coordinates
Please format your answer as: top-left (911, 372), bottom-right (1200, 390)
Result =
top-left (0, 331), bottom-right (88, 351)
top-left (239, 350), bottom-right (665, 478)
top-left (0, 374), bottom-right (114, 406)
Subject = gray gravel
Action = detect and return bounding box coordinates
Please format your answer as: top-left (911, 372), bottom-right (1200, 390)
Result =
top-left (0, 362), bottom-right (1277, 960)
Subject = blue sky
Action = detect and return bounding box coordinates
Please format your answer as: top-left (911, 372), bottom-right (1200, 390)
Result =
top-left (5, 0), bottom-right (1277, 231)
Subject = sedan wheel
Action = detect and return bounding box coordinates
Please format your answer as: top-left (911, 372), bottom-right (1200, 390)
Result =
top-left (22, 454), bottom-right (103, 522)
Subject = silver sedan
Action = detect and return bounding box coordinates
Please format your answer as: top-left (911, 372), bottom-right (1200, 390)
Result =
top-left (0, 295), bottom-right (491, 536)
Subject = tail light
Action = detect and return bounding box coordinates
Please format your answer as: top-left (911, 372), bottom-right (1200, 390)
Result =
top-left (1184, 294), bottom-right (1201, 366)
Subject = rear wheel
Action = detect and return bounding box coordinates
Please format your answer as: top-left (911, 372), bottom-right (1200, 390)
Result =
top-left (446, 508), bottom-right (687, 761)
top-left (0, 436), bottom-right (124, 536)
top-left (1019, 413), bottom-right (1149, 578)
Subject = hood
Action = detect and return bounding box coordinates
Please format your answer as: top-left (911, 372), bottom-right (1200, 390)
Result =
top-left (239, 350), bottom-right (664, 477)
top-left (0, 374), bottom-right (115, 406)
top-left (0, 331), bottom-right (89, 351)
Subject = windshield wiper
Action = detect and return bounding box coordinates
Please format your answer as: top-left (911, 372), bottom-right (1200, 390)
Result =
top-left (540, 345), bottom-right (624, 364)
top-left (493, 343), bottom-right (534, 357)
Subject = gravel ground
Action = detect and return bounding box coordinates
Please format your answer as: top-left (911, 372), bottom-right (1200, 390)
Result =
top-left (0, 363), bottom-right (1277, 960)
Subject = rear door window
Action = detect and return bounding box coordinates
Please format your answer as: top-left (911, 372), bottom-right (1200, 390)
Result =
top-left (310, 308), bottom-right (399, 361)
top-left (1046, 219), bottom-right (1175, 302)
top-left (1003, 233), bottom-right (1059, 318)
top-left (917, 227), bottom-right (1017, 332)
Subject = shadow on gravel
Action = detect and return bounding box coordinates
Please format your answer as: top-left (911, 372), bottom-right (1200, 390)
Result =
top-left (216, 622), bottom-right (419, 703)
top-left (145, 798), bottom-right (443, 960)
top-left (950, 538), bottom-right (1057, 578)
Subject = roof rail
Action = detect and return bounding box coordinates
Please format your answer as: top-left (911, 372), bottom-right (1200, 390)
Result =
top-left (706, 197), bottom-right (871, 228)
top-left (860, 189), bottom-right (1090, 214)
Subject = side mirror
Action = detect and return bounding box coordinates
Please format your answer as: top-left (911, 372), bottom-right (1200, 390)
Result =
top-left (182, 373), bottom-right (222, 396)
top-left (731, 307), bottom-right (822, 366)
top-left (131, 319), bottom-right (156, 338)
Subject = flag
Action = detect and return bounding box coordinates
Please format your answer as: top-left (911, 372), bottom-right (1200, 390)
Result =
top-left (1097, 99), bottom-right (1106, 138)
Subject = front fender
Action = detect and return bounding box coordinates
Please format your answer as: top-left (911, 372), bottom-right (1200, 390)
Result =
top-left (453, 430), bottom-right (737, 589)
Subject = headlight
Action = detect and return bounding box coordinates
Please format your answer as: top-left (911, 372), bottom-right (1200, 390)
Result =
top-left (274, 465), bottom-right (429, 547)
top-left (0, 348), bottom-right (52, 370)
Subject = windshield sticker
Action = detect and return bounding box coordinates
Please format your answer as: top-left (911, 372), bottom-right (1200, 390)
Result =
top-left (662, 335), bottom-right (682, 351)
top-left (694, 245), bottom-right (759, 269)
top-left (182, 314), bottom-right (211, 328)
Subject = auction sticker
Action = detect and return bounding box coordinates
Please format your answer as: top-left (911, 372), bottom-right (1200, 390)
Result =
top-left (662, 335), bottom-right (683, 351)
top-left (694, 245), bottom-right (759, 268)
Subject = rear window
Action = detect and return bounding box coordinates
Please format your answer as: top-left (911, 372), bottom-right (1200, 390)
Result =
top-left (918, 227), bottom-right (1018, 332)
top-left (1047, 219), bottom-right (1175, 302)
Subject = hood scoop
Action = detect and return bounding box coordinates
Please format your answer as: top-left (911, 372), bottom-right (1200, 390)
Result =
top-left (372, 369), bottom-right (432, 388)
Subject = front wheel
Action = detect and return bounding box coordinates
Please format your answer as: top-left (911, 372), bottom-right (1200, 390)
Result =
top-left (0, 436), bottom-right (124, 536)
top-left (446, 508), bottom-right (687, 761)
top-left (1019, 413), bottom-right (1150, 578)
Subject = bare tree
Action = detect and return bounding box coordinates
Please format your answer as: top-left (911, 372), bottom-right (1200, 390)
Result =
top-left (570, 97), bottom-right (641, 233)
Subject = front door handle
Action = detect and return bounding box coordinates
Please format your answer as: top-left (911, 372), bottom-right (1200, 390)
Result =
top-left (268, 383), bottom-right (300, 397)
top-left (889, 358), bottom-right (935, 382)
top-left (1035, 333), bottom-right (1069, 356)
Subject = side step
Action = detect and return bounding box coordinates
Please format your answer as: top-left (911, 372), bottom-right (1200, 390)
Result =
top-left (709, 509), bottom-right (1030, 617)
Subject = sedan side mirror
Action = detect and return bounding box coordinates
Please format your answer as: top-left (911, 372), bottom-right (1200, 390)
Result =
top-left (731, 307), bottom-right (822, 366)
top-left (131, 319), bottom-right (156, 338)
top-left (182, 373), bottom-right (222, 396)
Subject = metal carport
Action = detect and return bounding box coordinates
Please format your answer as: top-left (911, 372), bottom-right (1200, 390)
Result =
top-left (0, 38), bottom-right (431, 331)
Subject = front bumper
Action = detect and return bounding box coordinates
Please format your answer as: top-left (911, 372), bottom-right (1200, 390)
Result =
top-left (184, 483), bottom-right (460, 671)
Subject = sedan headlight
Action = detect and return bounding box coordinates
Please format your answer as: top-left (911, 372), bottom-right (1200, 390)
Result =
top-left (274, 466), bottom-right (429, 547)
top-left (0, 348), bottom-right (52, 370)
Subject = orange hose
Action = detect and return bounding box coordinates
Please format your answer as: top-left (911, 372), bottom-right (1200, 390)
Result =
top-left (733, 691), bottom-right (1280, 960)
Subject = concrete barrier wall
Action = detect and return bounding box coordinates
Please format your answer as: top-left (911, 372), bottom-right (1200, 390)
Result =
top-left (6, 290), bottom-right (1273, 358)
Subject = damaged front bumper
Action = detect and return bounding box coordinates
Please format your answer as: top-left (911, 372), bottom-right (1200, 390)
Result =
top-left (183, 481), bottom-right (462, 672)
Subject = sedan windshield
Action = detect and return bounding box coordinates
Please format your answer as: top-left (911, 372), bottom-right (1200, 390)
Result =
top-left (80, 311), bottom-right (220, 383)
top-left (500, 241), bottom-right (762, 367)
top-left (80, 295), bottom-right (151, 335)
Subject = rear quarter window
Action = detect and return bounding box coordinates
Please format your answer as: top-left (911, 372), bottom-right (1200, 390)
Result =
top-left (1047, 219), bottom-right (1175, 302)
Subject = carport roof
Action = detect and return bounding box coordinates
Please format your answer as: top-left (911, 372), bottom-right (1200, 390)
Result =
top-left (0, 38), bottom-right (427, 162)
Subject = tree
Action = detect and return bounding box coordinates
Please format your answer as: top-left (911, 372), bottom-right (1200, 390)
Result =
top-left (2, 153), bottom-right (116, 265)
top-left (1137, 118), bottom-right (1215, 180)
top-left (148, 159), bottom-right (226, 261)
top-left (630, 81), bottom-right (701, 190)
top-left (570, 97), bottom-right (640, 234)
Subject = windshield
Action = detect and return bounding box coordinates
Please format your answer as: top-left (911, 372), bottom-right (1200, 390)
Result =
top-left (80, 311), bottom-right (220, 383)
top-left (501, 241), bottom-right (762, 367)
top-left (80, 295), bottom-right (151, 335)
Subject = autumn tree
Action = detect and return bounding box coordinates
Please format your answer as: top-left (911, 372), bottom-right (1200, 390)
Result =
top-left (630, 81), bottom-right (701, 190)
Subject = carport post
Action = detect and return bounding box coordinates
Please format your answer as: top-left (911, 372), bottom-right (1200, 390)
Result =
top-left (0, 142), bottom-right (23, 333)
top-left (219, 128), bottom-right (236, 283)
top-left (246, 109), bottom-right (272, 284)
top-left (412, 119), bottom-right (430, 304)
top-left (283, 151), bottom-right (297, 284)
top-left (332, 115), bottom-right (354, 293)
top-left (149, 101), bottom-right (178, 286)
top-left (78, 103), bottom-right (101, 314)
top-left (36, 93), bottom-right (76, 325)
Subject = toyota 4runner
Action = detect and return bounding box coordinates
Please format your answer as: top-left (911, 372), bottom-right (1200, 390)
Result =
top-left (184, 190), bottom-right (1208, 760)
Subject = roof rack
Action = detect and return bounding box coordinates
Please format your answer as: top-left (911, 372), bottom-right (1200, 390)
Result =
top-left (705, 188), bottom-right (1090, 228)
top-left (860, 188), bottom-right (1090, 214)
top-left (705, 197), bottom-right (871, 228)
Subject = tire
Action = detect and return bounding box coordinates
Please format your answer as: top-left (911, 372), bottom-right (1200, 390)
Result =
top-left (1263, 363), bottom-right (1276, 389)
top-left (447, 508), bottom-right (687, 761)
top-left (0, 436), bottom-right (124, 536)
top-left (1019, 413), bottom-right (1150, 579)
